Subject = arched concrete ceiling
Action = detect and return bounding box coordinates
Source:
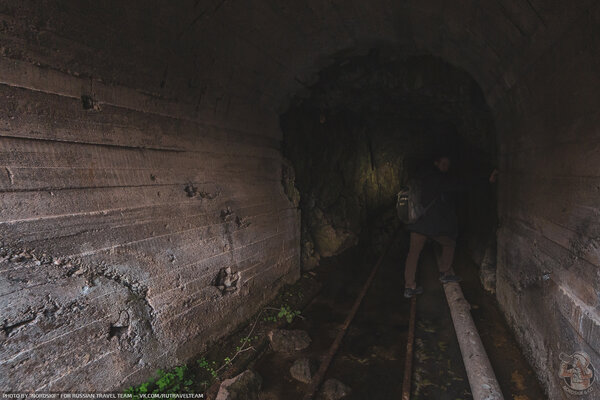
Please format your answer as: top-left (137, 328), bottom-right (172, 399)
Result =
top-left (160, 0), bottom-right (560, 111)
top-left (4, 0), bottom-right (596, 117)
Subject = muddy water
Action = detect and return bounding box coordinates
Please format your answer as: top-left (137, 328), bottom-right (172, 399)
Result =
top-left (255, 234), bottom-right (546, 399)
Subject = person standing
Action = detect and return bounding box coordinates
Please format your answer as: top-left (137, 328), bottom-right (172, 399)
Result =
top-left (403, 154), bottom-right (498, 298)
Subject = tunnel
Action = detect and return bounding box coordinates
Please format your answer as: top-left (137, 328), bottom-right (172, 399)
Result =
top-left (280, 52), bottom-right (498, 273)
top-left (0, 1), bottom-right (598, 399)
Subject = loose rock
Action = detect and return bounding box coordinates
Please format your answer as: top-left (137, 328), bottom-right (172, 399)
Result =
top-left (321, 379), bottom-right (351, 400)
top-left (215, 370), bottom-right (262, 400)
top-left (290, 357), bottom-right (314, 383)
top-left (268, 329), bottom-right (311, 353)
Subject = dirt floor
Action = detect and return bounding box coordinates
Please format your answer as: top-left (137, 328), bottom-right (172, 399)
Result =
top-left (254, 233), bottom-right (547, 399)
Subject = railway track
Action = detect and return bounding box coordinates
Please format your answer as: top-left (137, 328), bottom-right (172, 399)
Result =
top-left (298, 231), bottom-right (502, 400)
top-left (254, 233), bottom-right (540, 399)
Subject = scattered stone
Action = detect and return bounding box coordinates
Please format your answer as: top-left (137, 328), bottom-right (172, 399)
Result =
top-left (216, 369), bottom-right (262, 400)
top-left (321, 379), bottom-right (351, 400)
top-left (290, 357), bottom-right (314, 383)
top-left (268, 329), bottom-right (311, 353)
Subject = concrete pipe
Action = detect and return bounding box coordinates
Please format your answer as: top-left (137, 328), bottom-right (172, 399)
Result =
top-left (443, 282), bottom-right (504, 400)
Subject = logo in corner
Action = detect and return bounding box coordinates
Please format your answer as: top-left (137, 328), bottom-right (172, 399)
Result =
top-left (559, 351), bottom-right (595, 395)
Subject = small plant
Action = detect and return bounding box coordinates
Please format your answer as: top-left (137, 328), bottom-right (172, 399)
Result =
top-left (127, 296), bottom-right (304, 397)
top-left (196, 313), bottom-right (266, 385)
top-left (263, 304), bottom-right (302, 324)
top-left (124, 365), bottom-right (194, 400)
top-left (277, 305), bottom-right (301, 323)
top-left (197, 357), bottom-right (218, 379)
top-left (264, 314), bottom-right (277, 322)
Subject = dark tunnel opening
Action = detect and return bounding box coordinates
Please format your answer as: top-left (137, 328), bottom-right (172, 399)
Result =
top-left (261, 52), bottom-right (544, 400)
top-left (281, 51), bottom-right (498, 287)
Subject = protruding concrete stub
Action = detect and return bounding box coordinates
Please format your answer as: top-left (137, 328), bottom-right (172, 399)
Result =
top-left (479, 241), bottom-right (497, 293)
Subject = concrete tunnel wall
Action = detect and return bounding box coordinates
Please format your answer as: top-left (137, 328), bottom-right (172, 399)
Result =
top-left (0, 1), bottom-right (598, 398)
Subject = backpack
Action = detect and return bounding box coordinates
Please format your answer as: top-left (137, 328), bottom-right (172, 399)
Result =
top-left (396, 180), bottom-right (437, 224)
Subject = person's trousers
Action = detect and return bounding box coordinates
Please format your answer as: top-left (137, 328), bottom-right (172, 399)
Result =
top-left (404, 232), bottom-right (456, 289)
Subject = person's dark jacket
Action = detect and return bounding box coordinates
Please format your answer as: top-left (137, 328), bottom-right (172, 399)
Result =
top-left (405, 168), bottom-right (485, 239)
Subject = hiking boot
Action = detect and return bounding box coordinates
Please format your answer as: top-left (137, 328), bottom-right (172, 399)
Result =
top-left (404, 286), bottom-right (423, 298)
top-left (439, 273), bottom-right (462, 284)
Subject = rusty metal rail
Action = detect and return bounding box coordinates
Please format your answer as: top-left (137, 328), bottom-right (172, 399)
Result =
top-left (302, 230), bottom-right (399, 400)
top-left (299, 233), bottom-right (504, 400)
top-left (401, 296), bottom-right (417, 400)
